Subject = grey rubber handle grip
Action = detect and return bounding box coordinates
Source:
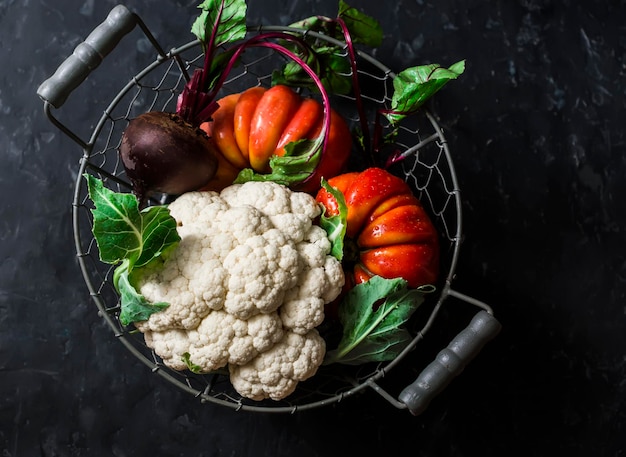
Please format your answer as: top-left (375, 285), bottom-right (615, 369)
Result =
top-left (399, 310), bottom-right (501, 415)
top-left (37, 5), bottom-right (136, 108)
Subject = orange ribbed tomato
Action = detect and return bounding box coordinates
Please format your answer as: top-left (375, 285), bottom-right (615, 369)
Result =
top-left (315, 167), bottom-right (440, 289)
top-left (200, 85), bottom-right (352, 193)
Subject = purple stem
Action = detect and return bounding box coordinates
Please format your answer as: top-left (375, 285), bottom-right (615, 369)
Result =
top-left (332, 17), bottom-right (374, 165)
top-left (199, 0), bottom-right (225, 93)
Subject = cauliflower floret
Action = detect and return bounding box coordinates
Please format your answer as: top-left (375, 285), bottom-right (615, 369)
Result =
top-left (280, 226), bottom-right (344, 334)
top-left (133, 181), bottom-right (345, 401)
top-left (222, 181), bottom-right (322, 243)
top-left (289, 190), bottom-right (323, 220)
top-left (267, 213), bottom-right (312, 243)
top-left (299, 225), bottom-right (333, 264)
top-left (297, 225), bottom-right (344, 304)
top-left (167, 191), bottom-right (229, 226)
top-left (136, 230), bottom-right (227, 332)
top-left (222, 229), bottom-right (300, 319)
top-left (320, 255), bottom-right (345, 303)
top-left (280, 268), bottom-right (327, 335)
top-left (143, 328), bottom-right (191, 371)
top-left (221, 181), bottom-right (292, 216)
top-left (212, 205), bottom-right (272, 245)
top-left (229, 330), bottom-right (326, 401)
top-left (143, 310), bottom-right (284, 372)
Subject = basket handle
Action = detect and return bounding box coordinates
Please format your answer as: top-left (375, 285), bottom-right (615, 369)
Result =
top-left (37, 5), bottom-right (137, 109)
top-left (398, 310), bottom-right (501, 415)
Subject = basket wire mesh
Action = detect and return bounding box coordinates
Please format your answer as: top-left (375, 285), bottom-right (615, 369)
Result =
top-left (39, 9), bottom-right (498, 414)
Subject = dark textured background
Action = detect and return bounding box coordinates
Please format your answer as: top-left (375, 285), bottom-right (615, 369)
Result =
top-left (2, 0), bottom-right (624, 455)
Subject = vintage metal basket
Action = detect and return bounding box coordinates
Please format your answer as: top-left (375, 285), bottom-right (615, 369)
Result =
top-left (37, 5), bottom-right (501, 414)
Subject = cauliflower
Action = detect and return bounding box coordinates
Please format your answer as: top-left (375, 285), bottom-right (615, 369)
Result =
top-left (229, 330), bottom-right (326, 401)
top-left (135, 181), bottom-right (344, 401)
top-left (143, 310), bottom-right (284, 371)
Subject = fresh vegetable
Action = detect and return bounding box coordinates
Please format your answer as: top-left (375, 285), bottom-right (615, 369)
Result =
top-left (87, 175), bottom-right (345, 401)
top-left (316, 167), bottom-right (440, 289)
top-left (119, 112), bottom-right (218, 203)
top-left (324, 275), bottom-right (433, 365)
top-left (382, 61), bottom-right (466, 127)
top-left (85, 174), bottom-right (181, 325)
top-left (200, 85), bottom-right (352, 193)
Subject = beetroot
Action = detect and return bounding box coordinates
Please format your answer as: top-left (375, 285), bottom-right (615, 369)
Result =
top-left (119, 111), bottom-right (218, 203)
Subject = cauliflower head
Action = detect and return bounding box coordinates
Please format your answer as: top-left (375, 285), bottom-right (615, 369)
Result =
top-left (135, 181), bottom-right (344, 401)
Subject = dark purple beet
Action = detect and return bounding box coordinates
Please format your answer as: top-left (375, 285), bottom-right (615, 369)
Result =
top-left (119, 111), bottom-right (218, 202)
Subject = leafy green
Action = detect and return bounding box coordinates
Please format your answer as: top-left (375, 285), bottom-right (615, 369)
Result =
top-left (336, 0), bottom-right (383, 47)
top-left (113, 260), bottom-right (169, 326)
top-left (289, 0), bottom-right (382, 47)
top-left (272, 50), bottom-right (352, 95)
top-left (233, 137), bottom-right (323, 186)
top-left (191, 0), bottom-right (248, 49)
top-left (319, 179), bottom-right (347, 261)
top-left (180, 0), bottom-right (248, 124)
top-left (385, 60), bottom-right (466, 125)
top-left (86, 175), bottom-right (180, 325)
top-left (272, 0), bottom-right (382, 94)
top-left (324, 276), bottom-right (433, 365)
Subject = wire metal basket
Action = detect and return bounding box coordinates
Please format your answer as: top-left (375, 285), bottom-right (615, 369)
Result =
top-left (38, 5), bottom-right (501, 414)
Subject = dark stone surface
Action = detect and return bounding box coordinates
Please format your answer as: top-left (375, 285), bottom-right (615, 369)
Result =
top-left (1, 0), bottom-right (624, 455)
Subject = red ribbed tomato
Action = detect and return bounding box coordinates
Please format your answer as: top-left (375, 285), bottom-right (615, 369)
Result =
top-left (200, 84), bottom-right (352, 193)
top-left (315, 167), bottom-right (440, 289)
